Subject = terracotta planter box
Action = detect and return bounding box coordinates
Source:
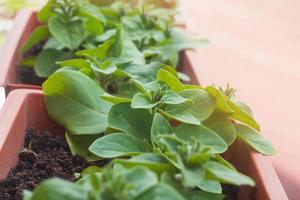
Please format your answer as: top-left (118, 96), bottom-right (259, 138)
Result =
top-left (0, 9), bottom-right (188, 95)
top-left (0, 10), bottom-right (42, 94)
top-left (0, 88), bottom-right (288, 200)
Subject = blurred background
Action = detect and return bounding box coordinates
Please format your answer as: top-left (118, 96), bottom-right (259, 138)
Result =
top-left (0, 0), bottom-right (299, 199)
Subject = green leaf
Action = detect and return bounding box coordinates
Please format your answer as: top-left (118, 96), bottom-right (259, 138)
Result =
top-left (160, 90), bottom-right (193, 105)
top-left (79, 166), bottom-right (102, 177)
top-left (170, 29), bottom-right (209, 51)
top-left (184, 84), bottom-right (203, 90)
top-left (130, 79), bottom-right (151, 96)
top-left (234, 100), bottom-right (254, 117)
top-left (75, 173), bottom-right (102, 195)
top-left (131, 93), bottom-right (158, 109)
top-left (21, 26), bottom-right (50, 52)
top-left (100, 93), bottom-right (132, 104)
top-left (49, 16), bottom-right (86, 50)
top-left (204, 161), bottom-right (255, 186)
top-left (157, 69), bottom-right (185, 92)
top-left (34, 49), bottom-right (71, 78)
top-left (90, 63), bottom-right (118, 75)
top-left (203, 116), bottom-right (237, 145)
top-left (79, 3), bottom-right (106, 24)
top-left (151, 113), bottom-right (173, 145)
top-left (29, 178), bottom-right (89, 200)
top-left (177, 72), bottom-right (191, 82)
top-left (43, 38), bottom-right (65, 50)
top-left (184, 190), bottom-right (224, 200)
top-left (175, 124), bottom-right (227, 153)
top-left (23, 190), bottom-right (33, 200)
top-left (57, 59), bottom-right (90, 69)
top-left (161, 89), bottom-right (215, 125)
top-left (235, 123), bottom-right (276, 155)
top-left (106, 27), bottom-right (123, 58)
top-left (93, 29), bottom-right (117, 43)
top-left (182, 167), bottom-right (204, 187)
top-left (157, 135), bottom-right (185, 169)
top-left (120, 32), bottom-right (145, 65)
top-left (116, 81), bottom-right (140, 99)
top-left (84, 18), bottom-right (104, 35)
top-left (197, 180), bottom-right (222, 194)
top-left (108, 103), bottom-right (153, 140)
top-left (159, 108), bottom-right (200, 125)
top-left (20, 57), bottom-right (36, 68)
top-left (121, 62), bottom-right (164, 84)
top-left (65, 132), bottom-right (101, 160)
top-left (37, 0), bottom-right (55, 22)
top-left (182, 166), bottom-right (222, 194)
top-left (214, 155), bottom-right (237, 171)
top-left (136, 183), bottom-right (185, 200)
top-left (75, 39), bottom-right (114, 58)
top-left (178, 89), bottom-right (216, 121)
top-left (205, 86), bottom-right (233, 115)
top-left (145, 81), bottom-right (161, 94)
top-left (43, 69), bottom-right (111, 135)
top-left (227, 100), bottom-right (260, 131)
top-left (89, 133), bottom-right (147, 158)
top-left (124, 167), bottom-right (158, 199)
top-left (160, 172), bottom-right (183, 192)
top-left (115, 153), bottom-right (173, 174)
top-left (148, 29), bottom-right (209, 66)
top-left (122, 14), bottom-right (166, 46)
top-left (79, 67), bottom-right (94, 78)
top-left (159, 135), bottom-right (184, 154)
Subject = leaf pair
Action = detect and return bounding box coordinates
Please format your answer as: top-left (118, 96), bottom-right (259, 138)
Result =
top-left (204, 85), bottom-right (275, 155)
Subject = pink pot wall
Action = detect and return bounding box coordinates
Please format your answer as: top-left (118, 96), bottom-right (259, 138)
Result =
top-left (0, 10), bottom-right (42, 94)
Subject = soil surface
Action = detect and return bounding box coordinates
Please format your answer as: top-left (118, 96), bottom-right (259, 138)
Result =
top-left (19, 68), bottom-right (45, 85)
top-left (0, 130), bottom-right (107, 200)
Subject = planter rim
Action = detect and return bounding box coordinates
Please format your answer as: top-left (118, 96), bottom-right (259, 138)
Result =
top-left (0, 9), bottom-right (35, 89)
top-left (0, 89), bottom-right (289, 200)
top-left (0, 89), bottom-right (42, 147)
top-left (250, 152), bottom-right (289, 200)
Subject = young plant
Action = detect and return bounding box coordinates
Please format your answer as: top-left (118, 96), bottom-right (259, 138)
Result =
top-left (20, 0), bottom-right (107, 78)
top-left (42, 67), bottom-right (275, 198)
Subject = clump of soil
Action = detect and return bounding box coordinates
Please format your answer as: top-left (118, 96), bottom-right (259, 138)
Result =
top-left (0, 130), bottom-right (107, 200)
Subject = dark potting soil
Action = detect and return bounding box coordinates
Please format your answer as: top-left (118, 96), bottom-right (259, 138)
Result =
top-left (18, 41), bottom-right (45, 85)
top-left (19, 68), bottom-right (45, 85)
top-left (223, 184), bottom-right (239, 200)
top-left (0, 130), bottom-right (108, 200)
